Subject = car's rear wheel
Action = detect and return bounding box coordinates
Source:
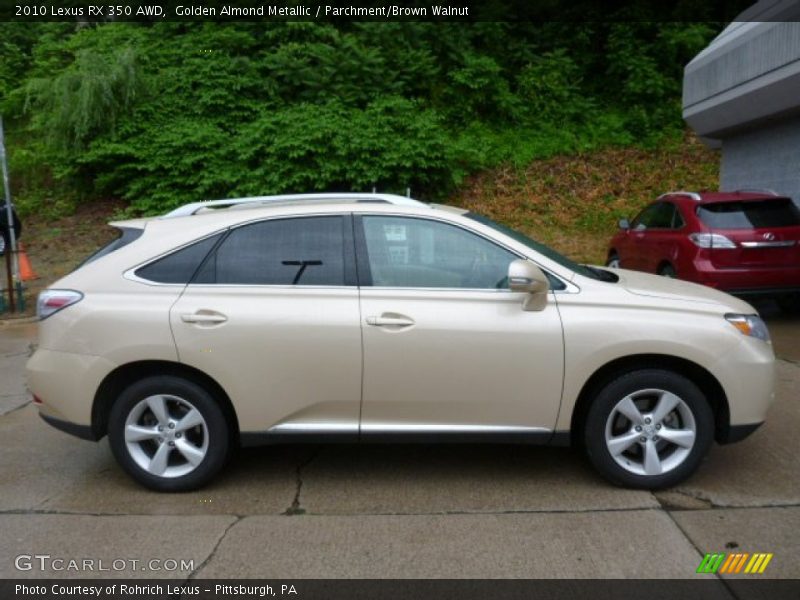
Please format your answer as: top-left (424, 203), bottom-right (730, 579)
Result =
top-left (606, 252), bottom-right (620, 268)
top-left (658, 263), bottom-right (677, 278)
top-left (108, 376), bottom-right (230, 492)
top-left (583, 369), bottom-right (713, 489)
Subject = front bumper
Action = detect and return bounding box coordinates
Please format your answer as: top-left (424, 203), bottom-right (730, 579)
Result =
top-left (710, 336), bottom-right (776, 432)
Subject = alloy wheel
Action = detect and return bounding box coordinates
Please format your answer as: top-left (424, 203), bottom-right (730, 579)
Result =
top-left (604, 388), bottom-right (697, 477)
top-left (123, 394), bottom-right (209, 478)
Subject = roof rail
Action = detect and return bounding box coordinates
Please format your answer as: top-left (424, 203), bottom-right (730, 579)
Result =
top-left (735, 188), bottom-right (779, 196)
top-left (162, 193), bottom-right (426, 218)
top-left (657, 191), bottom-right (703, 202)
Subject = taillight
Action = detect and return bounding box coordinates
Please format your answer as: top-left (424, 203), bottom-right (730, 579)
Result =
top-left (37, 290), bottom-right (84, 320)
top-left (688, 233), bottom-right (737, 249)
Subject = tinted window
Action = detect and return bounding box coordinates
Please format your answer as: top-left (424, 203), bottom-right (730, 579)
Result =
top-left (466, 213), bottom-right (585, 286)
top-left (196, 217), bottom-right (345, 285)
top-left (362, 216), bottom-right (516, 289)
top-left (672, 205), bottom-right (685, 229)
top-left (697, 198), bottom-right (800, 229)
top-left (81, 227), bottom-right (144, 268)
top-left (136, 233), bottom-right (222, 284)
top-left (633, 202), bottom-right (675, 229)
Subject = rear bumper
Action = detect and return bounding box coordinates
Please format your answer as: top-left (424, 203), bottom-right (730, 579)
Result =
top-left (26, 348), bottom-right (116, 430)
top-left (718, 422), bottom-right (763, 445)
top-left (689, 259), bottom-right (800, 294)
top-left (40, 413), bottom-right (98, 441)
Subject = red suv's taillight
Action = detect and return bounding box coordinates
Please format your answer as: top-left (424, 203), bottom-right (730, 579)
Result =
top-left (37, 290), bottom-right (83, 320)
top-left (688, 232), bottom-right (737, 249)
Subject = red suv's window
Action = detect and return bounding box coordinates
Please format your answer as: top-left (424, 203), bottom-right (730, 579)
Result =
top-left (632, 202), bottom-right (682, 230)
top-left (697, 198), bottom-right (800, 229)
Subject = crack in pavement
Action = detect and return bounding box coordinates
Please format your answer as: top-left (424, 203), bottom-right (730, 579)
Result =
top-left (655, 488), bottom-right (716, 510)
top-left (0, 398), bottom-right (31, 416)
top-left (186, 515), bottom-right (243, 582)
top-left (283, 447), bottom-right (322, 516)
top-left (2, 502), bottom-right (799, 518)
top-left (662, 508), bottom-right (743, 600)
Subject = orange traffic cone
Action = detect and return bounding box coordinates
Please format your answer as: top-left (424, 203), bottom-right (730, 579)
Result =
top-left (18, 242), bottom-right (38, 281)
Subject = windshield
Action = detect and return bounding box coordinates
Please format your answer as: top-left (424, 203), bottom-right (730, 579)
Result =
top-left (465, 213), bottom-right (607, 281)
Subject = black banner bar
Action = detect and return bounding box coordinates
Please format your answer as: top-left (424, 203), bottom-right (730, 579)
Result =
top-left (2, 579), bottom-right (800, 600)
top-left (0, 0), bottom-right (767, 23)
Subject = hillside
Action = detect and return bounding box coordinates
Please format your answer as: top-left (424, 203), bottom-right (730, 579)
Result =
top-left (454, 133), bottom-right (719, 264)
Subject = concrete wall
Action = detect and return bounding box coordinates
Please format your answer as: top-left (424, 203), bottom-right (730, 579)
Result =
top-left (720, 115), bottom-right (800, 203)
top-left (683, 0), bottom-right (800, 203)
top-left (683, 21), bottom-right (800, 139)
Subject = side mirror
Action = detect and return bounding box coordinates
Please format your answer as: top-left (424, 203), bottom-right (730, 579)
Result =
top-left (508, 259), bottom-right (549, 311)
top-left (618, 218), bottom-right (630, 230)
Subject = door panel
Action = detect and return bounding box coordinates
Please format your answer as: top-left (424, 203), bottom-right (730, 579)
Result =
top-left (171, 287), bottom-right (362, 434)
top-left (628, 202), bottom-right (679, 272)
top-left (359, 289), bottom-right (564, 432)
top-left (169, 214), bottom-right (361, 434)
top-left (356, 215), bottom-right (564, 433)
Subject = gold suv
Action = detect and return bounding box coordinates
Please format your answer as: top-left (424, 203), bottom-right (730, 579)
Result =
top-left (26, 194), bottom-right (775, 491)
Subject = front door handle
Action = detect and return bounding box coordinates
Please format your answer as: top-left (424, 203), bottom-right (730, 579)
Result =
top-left (366, 315), bottom-right (415, 327)
top-left (181, 312), bottom-right (228, 325)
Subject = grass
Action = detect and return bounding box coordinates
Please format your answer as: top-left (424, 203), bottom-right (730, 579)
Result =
top-left (451, 132), bottom-right (720, 264)
top-left (3, 133), bottom-right (720, 317)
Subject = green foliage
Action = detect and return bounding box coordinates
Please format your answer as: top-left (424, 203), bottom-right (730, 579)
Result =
top-left (25, 47), bottom-right (142, 150)
top-left (1, 19), bottom-right (724, 216)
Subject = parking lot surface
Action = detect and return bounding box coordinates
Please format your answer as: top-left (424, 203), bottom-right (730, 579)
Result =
top-left (1, 311), bottom-right (798, 583)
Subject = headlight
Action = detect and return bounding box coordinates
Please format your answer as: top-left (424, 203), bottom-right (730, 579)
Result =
top-left (725, 314), bottom-right (771, 342)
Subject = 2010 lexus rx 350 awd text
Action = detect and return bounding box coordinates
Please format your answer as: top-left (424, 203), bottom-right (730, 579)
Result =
top-left (26, 194), bottom-right (775, 492)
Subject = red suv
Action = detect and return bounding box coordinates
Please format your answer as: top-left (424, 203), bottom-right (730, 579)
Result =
top-left (607, 190), bottom-right (800, 298)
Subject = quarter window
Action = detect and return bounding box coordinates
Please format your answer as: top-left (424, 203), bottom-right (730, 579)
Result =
top-left (135, 233), bottom-right (222, 284)
top-left (195, 216), bottom-right (346, 286)
top-left (361, 216), bottom-right (517, 289)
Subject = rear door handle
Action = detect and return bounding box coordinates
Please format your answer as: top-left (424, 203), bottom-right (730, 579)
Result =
top-left (366, 315), bottom-right (415, 327)
top-left (181, 312), bottom-right (228, 324)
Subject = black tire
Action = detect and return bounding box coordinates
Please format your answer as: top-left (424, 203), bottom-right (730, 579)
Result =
top-left (606, 252), bottom-right (620, 268)
top-left (108, 375), bottom-right (230, 492)
top-left (583, 369), bottom-right (714, 489)
top-left (658, 263), bottom-right (677, 278)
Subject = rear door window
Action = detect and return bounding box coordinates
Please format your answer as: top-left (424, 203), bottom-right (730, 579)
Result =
top-left (697, 198), bottom-right (800, 229)
top-left (195, 216), bottom-right (349, 286)
top-left (632, 202), bottom-right (675, 230)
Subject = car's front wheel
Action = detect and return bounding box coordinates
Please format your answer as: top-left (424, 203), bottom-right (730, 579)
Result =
top-left (108, 375), bottom-right (230, 492)
top-left (583, 369), bottom-right (713, 489)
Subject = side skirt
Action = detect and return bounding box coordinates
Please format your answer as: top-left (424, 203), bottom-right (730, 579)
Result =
top-left (240, 426), bottom-right (571, 447)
